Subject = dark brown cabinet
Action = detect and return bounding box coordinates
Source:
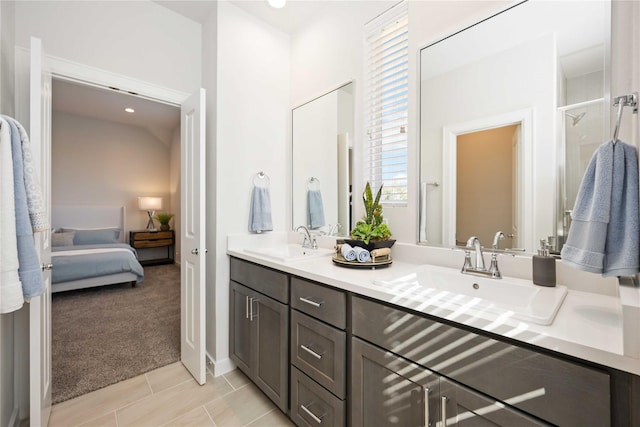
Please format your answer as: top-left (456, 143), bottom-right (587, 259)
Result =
top-left (229, 259), bottom-right (289, 412)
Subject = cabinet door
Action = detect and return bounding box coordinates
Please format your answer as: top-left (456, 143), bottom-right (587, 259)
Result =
top-left (229, 281), bottom-right (252, 374)
top-left (253, 292), bottom-right (289, 412)
top-left (351, 337), bottom-right (439, 427)
top-left (440, 378), bottom-right (548, 427)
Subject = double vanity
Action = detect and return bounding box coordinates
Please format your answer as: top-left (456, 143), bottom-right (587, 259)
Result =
top-left (228, 234), bottom-right (640, 426)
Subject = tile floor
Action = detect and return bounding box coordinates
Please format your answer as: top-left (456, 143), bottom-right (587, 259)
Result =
top-left (48, 362), bottom-right (295, 427)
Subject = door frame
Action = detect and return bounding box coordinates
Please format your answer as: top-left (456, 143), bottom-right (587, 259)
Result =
top-left (34, 55), bottom-right (207, 379)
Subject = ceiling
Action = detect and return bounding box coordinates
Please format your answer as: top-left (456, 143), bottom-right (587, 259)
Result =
top-left (52, 79), bottom-right (180, 145)
top-left (155, 0), bottom-right (326, 33)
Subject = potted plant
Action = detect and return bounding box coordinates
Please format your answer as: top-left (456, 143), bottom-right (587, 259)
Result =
top-left (347, 182), bottom-right (394, 251)
top-left (155, 212), bottom-right (175, 231)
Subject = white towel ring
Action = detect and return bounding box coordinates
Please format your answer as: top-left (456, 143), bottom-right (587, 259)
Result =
top-left (307, 177), bottom-right (320, 191)
top-left (253, 171), bottom-right (270, 188)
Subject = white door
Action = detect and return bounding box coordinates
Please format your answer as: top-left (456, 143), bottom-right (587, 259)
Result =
top-left (180, 88), bottom-right (206, 384)
top-left (28, 37), bottom-right (53, 427)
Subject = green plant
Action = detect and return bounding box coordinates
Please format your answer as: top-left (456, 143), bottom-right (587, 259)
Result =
top-left (155, 212), bottom-right (174, 225)
top-left (350, 182), bottom-right (392, 244)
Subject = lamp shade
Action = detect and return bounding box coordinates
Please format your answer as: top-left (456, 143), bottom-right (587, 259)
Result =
top-left (138, 196), bottom-right (163, 211)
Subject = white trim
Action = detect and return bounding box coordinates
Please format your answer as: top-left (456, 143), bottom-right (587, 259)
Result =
top-left (47, 54), bottom-right (189, 106)
top-left (442, 108), bottom-right (534, 250)
top-left (207, 353), bottom-right (235, 377)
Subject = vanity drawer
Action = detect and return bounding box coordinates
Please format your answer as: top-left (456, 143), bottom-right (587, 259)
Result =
top-left (291, 309), bottom-right (346, 398)
top-left (230, 257), bottom-right (289, 304)
top-left (291, 277), bottom-right (346, 329)
top-left (352, 296), bottom-right (611, 427)
top-left (291, 366), bottom-right (345, 427)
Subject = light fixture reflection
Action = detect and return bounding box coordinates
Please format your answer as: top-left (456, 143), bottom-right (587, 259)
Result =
top-left (267, 0), bottom-right (286, 8)
top-left (125, 107), bottom-right (135, 113)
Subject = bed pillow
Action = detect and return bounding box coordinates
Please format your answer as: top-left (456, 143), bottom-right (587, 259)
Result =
top-left (61, 228), bottom-right (121, 245)
top-left (52, 231), bottom-right (75, 247)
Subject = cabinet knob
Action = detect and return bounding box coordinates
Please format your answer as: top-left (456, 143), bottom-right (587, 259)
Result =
top-left (191, 248), bottom-right (199, 255)
top-left (41, 263), bottom-right (53, 271)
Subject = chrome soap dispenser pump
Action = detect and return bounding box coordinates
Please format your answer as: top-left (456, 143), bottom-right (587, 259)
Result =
top-left (532, 239), bottom-right (556, 287)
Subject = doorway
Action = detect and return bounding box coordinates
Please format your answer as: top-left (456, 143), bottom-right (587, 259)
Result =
top-left (50, 77), bottom-right (182, 403)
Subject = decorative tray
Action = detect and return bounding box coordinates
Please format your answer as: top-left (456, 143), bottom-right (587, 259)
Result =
top-left (332, 253), bottom-right (392, 269)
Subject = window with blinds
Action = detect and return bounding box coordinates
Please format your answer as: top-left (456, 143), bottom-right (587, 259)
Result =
top-left (364, 2), bottom-right (408, 205)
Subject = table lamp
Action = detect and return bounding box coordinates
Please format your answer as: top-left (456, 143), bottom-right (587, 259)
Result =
top-left (138, 196), bottom-right (163, 231)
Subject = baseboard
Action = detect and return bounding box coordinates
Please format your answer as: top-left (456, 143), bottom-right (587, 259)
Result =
top-left (206, 353), bottom-right (235, 377)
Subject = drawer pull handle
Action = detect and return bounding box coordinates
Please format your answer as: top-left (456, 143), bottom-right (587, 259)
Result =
top-left (424, 387), bottom-right (430, 427)
top-left (300, 403), bottom-right (323, 424)
top-left (245, 296), bottom-right (249, 319)
top-left (300, 344), bottom-right (323, 360)
top-left (441, 396), bottom-right (448, 427)
top-left (299, 297), bottom-right (322, 308)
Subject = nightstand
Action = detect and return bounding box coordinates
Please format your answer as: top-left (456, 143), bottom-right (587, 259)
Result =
top-left (129, 230), bottom-right (175, 266)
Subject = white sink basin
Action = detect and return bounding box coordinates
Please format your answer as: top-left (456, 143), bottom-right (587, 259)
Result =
top-left (244, 244), bottom-right (334, 262)
top-left (373, 264), bottom-right (567, 325)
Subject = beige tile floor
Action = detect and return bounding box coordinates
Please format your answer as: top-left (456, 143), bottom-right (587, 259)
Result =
top-left (48, 362), bottom-right (295, 427)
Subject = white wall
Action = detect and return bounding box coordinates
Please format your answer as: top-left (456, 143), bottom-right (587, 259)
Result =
top-left (212, 0), bottom-right (290, 371)
top-left (14, 1), bottom-right (200, 94)
top-left (52, 111), bottom-right (174, 233)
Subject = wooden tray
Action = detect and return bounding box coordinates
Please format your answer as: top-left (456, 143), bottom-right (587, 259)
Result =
top-left (332, 254), bottom-right (392, 269)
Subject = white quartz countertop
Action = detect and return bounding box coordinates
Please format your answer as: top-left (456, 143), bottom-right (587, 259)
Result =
top-left (227, 234), bottom-right (640, 376)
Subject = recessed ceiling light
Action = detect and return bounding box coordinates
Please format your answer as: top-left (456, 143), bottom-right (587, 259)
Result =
top-left (125, 107), bottom-right (135, 113)
top-left (267, 0), bottom-right (286, 9)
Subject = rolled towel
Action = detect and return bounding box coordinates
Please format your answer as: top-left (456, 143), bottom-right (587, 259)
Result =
top-left (354, 246), bottom-right (371, 263)
top-left (371, 247), bottom-right (391, 259)
top-left (340, 243), bottom-right (356, 261)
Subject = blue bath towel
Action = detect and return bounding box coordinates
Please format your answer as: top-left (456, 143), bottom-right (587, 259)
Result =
top-left (248, 186), bottom-right (273, 233)
top-left (561, 140), bottom-right (639, 277)
top-left (7, 117), bottom-right (44, 298)
top-left (307, 189), bottom-right (325, 229)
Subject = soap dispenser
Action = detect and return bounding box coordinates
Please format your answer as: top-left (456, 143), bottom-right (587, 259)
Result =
top-left (532, 239), bottom-right (556, 287)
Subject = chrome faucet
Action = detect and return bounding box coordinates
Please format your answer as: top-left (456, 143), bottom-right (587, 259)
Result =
top-left (295, 225), bottom-right (318, 249)
top-left (461, 236), bottom-right (501, 279)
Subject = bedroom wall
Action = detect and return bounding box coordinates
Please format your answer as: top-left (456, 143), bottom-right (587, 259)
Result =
top-left (51, 111), bottom-right (174, 233)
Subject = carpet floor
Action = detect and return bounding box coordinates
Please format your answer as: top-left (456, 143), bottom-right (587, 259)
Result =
top-left (52, 264), bottom-right (181, 404)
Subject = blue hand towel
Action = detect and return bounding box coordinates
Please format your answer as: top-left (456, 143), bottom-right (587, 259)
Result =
top-left (354, 246), bottom-right (371, 263)
top-left (248, 186), bottom-right (273, 233)
top-left (340, 243), bottom-right (356, 261)
top-left (561, 140), bottom-right (639, 276)
top-left (7, 117), bottom-right (44, 298)
top-left (307, 189), bottom-right (325, 229)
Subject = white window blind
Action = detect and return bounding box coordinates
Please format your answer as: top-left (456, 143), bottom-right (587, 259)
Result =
top-left (364, 2), bottom-right (408, 205)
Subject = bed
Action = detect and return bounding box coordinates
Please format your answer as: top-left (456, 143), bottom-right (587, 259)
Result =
top-left (51, 205), bottom-right (144, 293)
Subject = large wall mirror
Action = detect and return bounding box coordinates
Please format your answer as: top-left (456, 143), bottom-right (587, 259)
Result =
top-left (292, 82), bottom-right (354, 236)
top-left (419, 0), bottom-right (610, 253)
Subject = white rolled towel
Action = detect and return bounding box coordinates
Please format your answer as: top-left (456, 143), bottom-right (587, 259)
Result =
top-left (354, 246), bottom-right (371, 263)
top-left (341, 243), bottom-right (356, 261)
